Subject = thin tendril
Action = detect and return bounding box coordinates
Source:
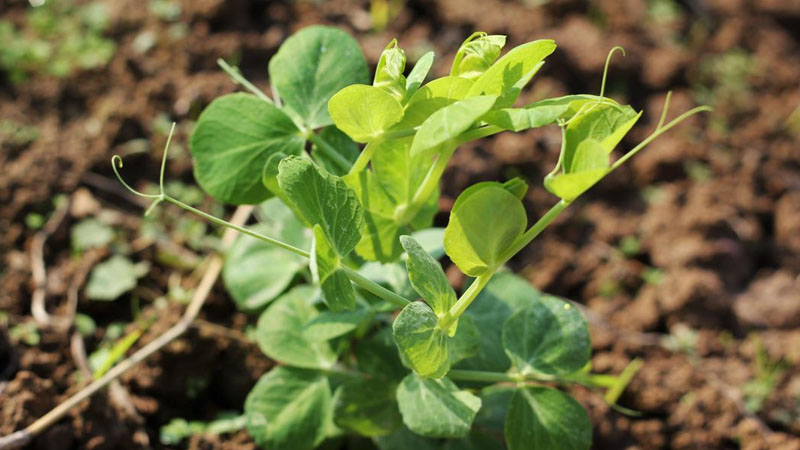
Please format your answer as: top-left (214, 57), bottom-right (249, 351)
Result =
top-left (600, 46), bottom-right (625, 101)
top-left (657, 91), bottom-right (673, 130)
top-left (111, 155), bottom-right (161, 199)
top-left (159, 123), bottom-right (176, 195)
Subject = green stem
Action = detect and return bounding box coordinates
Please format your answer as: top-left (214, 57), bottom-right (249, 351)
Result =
top-left (456, 125), bottom-right (503, 144)
top-left (217, 59), bottom-right (275, 106)
top-left (396, 144), bottom-right (454, 224)
top-left (440, 273), bottom-right (491, 331)
top-left (341, 266), bottom-right (410, 308)
top-left (447, 369), bottom-right (626, 390)
top-left (499, 199), bottom-right (569, 264)
top-left (347, 141), bottom-right (378, 175)
top-left (307, 131), bottom-right (352, 174)
top-left (447, 369), bottom-right (521, 383)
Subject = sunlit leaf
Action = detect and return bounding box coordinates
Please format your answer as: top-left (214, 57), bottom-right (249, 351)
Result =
top-left (329, 84), bottom-right (404, 143)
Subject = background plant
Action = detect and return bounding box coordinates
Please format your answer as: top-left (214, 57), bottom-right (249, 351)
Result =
top-left (113, 26), bottom-right (708, 449)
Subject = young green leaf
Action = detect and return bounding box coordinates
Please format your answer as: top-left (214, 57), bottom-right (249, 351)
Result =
top-left (255, 286), bottom-right (337, 369)
top-left (562, 104), bottom-right (641, 171)
top-left (444, 183), bottom-right (527, 276)
top-left (404, 51), bottom-right (434, 101)
top-left (398, 76), bottom-right (474, 129)
top-left (190, 93), bottom-right (304, 204)
top-left (466, 39), bottom-right (557, 108)
top-left (410, 95), bottom-right (497, 157)
top-left (400, 235), bottom-right (456, 317)
top-left (396, 373), bottom-right (481, 438)
top-left (277, 155), bottom-right (363, 256)
top-left (502, 296), bottom-right (590, 376)
top-left (311, 224), bottom-right (357, 311)
top-left (482, 95), bottom-right (600, 132)
top-left (245, 367), bottom-right (332, 450)
top-left (450, 33), bottom-right (506, 80)
top-left (333, 378), bottom-right (402, 436)
top-left (393, 301), bottom-right (450, 378)
top-left (459, 272), bottom-right (541, 372)
top-left (268, 25), bottom-right (369, 129)
top-left (224, 200), bottom-right (311, 310)
top-left (505, 386), bottom-right (591, 450)
top-left (304, 307), bottom-right (370, 341)
top-left (374, 39), bottom-right (407, 101)
top-left (71, 218), bottom-right (113, 251)
top-left (328, 84), bottom-right (404, 143)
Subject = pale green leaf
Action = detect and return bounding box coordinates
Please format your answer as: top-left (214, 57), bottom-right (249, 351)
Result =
top-left (303, 307), bottom-right (370, 341)
top-left (396, 373), bottom-right (481, 438)
top-left (410, 95), bottom-right (497, 157)
top-left (85, 255), bottom-right (148, 301)
top-left (400, 235), bottom-right (455, 317)
top-left (482, 95), bottom-right (599, 131)
top-left (71, 219), bottom-right (113, 251)
top-left (398, 76), bottom-right (474, 129)
top-left (268, 25), bottom-right (369, 128)
top-left (245, 367), bottom-right (332, 450)
top-left (467, 40), bottom-right (557, 108)
top-left (410, 227), bottom-right (446, 259)
top-left (277, 156), bottom-right (363, 256)
top-left (444, 184), bottom-right (526, 276)
top-left (502, 296), bottom-right (590, 376)
top-left (255, 286), bottom-right (337, 369)
top-left (311, 225), bottom-right (357, 311)
top-left (405, 51), bottom-right (434, 101)
top-left (562, 104), bottom-right (641, 171)
top-left (544, 168), bottom-right (610, 202)
top-left (190, 93), bottom-right (304, 205)
top-left (328, 84), bottom-right (404, 142)
top-left (505, 386), bottom-right (591, 450)
top-left (392, 301), bottom-right (450, 378)
top-left (333, 378), bottom-right (402, 436)
top-left (569, 139), bottom-right (609, 173)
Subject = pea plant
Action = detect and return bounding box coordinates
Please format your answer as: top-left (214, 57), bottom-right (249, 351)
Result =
top-left (114, 26), bottom-right (708, 449)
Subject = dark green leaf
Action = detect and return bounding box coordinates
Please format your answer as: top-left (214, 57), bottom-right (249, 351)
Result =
top-left (448, 314), bottom-right (480, 365)
top-left (375, 427), bottom-right (442, 450)
top-left (312, 126), bottom-right (359, 175)
top-left (396, 373), bottom-right (481, 438)
top-left (333, 378), bottom-right (402, 436)
top-left (190, 93), bottom-right (304, 204)
top-left (505, 387), bottom-right (591, 450)
top-left (304, 306), bottom-right (370, 341)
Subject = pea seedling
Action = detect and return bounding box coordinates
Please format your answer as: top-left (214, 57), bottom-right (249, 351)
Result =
top-left (113, 26), bottom-right (709, 449)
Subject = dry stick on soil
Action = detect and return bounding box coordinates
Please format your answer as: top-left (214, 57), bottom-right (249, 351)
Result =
top-left (30, 198), bottom-right (71, 329)
top-left (0, 205), bottom-right (253, 449)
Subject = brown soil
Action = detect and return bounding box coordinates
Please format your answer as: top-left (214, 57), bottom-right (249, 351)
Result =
top-left (1, 0), bottom-right (800, 448)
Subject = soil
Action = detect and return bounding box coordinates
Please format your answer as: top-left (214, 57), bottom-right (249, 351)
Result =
top-left (1, 0), bottom-right (799, 448)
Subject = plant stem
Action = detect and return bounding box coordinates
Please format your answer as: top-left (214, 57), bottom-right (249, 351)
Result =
top-left (447, 369), bottom-right (521, 383)
top-left (341, 266), bottom-right (410, 308)
top-left (456, 124), bottom-right (503, 144)
top-left (440, 273), bottom-right (491, 331)
top-left (396, 144), bottom-right (454, 224)
top-left (347, 140), bottom-right (378, 175)
top-left (499, 199), bottom-right (569, 264)
top-left (217, 59), bottom-right (274, 106)
top-left (307, 131), bottom-right (353, 174)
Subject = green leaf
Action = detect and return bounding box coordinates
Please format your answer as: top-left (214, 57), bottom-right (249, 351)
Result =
top-left (245, 367), bottom-right (332, 450)
top-left (544, 168), bottom-right (610, 202)
top-left (405, 51), bottom-right (434, 101)
top-left (311, 126), bottom-right (359, 175)
top-left (459, 272), bottom-right (541, 372)
top-left (190, 93), bottom-right (304, 205)
top-left (396, 373), bottom-right (481, 438)
top-left (467, 40), bottom-right (557, 108)
top-left (569, 139), bottom-right (609, 173)
top-left (502, 296), bottom-right (590, 376)
top-left (451, 33), bottom-right (506, 80)
top-left (311, 224), bottom-right (357, 311)
top-left (562, 104), bottom-right (641, 171)
top-left (398, 76), bottom-right (474, 129)
top-left (448, 314), bottom-right (480, 365)
top-left (333, 378), bottom-right (402, 436)
top-left (85, 255), bottom-right (148, 301)
top-left (505, 386), bottom-right (591, 450)
top-left (268, 25), bottom-right (369, 129)
top-left (400, 235), bottom-right (455, 317)
top-left (410, 227), bottom-right (446, 259)
top-left (444, 183), bottom-right (527, 276)
top-left (374, 39), bottom-right (407, 101)
top-left (255, 286), bottom-right (337, 369)
top-left (304, 306), bottom-right (370, 341)
top-left (328, 84), bottom-right (404, 143)
top-left (277, 156), bottom-right (363, 256)
top-left (375, 427), bottom-right (443, 450)
top-left (482, 95), bottom-right (599, 131)
top-left (223, 213), bottom-right (310, 310)
top-left (71, 218), bottom-right (113, 251)
top-left (393, 301), bottom-right (450, 378)
top-left (410, 95), bottom-right (497, 157)
top-left (357, 328), bottom-right (408, 381)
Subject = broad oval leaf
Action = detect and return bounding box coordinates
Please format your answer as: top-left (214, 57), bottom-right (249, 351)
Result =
top-left (467, 40), bottom-right (557, 108)
top-left (310, 224), bottom-right (357, 312)
top-left (328, 84), bottom-right (404, 143)
top-left (304, 306), bottom-right (370, 341)
top-left (189, 93), bottom-right (304, 205)
top-left (392, 301), bottom-right (450, 378)
top-left (400, 235), bottom-right (456, 317)
top-left (502, 296), bottom-right (590, 376)
top-left (245, 367), bottom-right (332, 450)
top-left (333, 378), bottom-right (402, 436)
top-left (268, 25), bottom-right (369, 129)
top-left (396, 373), bottom-right (482, 438)
top-left (444, 184), bottom-right (527, 276)
top-left (410, 95), bottom-right (497, 157)
top-left (277, 156), bottom-right (363, 256)
top-left (505, 386), bottom-right (591, 450)
top-left (255, 286), bottom-right (337, 369)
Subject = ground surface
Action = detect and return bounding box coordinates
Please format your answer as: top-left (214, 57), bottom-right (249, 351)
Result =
top-left (1, 0), bottom-right (800, 448)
